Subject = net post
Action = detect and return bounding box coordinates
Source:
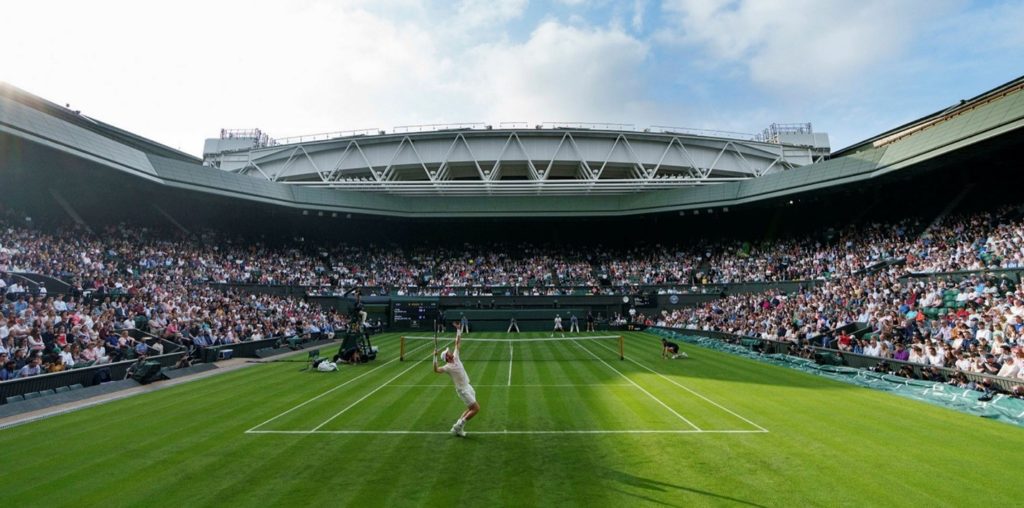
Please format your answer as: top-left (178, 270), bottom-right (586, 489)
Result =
top-left (619, 335), bottom-right (624, 360)
top-left (400, 336), bottom-right (405, 361)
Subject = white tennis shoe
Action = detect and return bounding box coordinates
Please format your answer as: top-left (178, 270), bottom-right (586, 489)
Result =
top-left (451, 423), bottom-right (466, 437)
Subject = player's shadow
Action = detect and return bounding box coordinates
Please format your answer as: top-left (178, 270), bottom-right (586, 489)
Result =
top-left (602, 468), bottom-right (768, 508)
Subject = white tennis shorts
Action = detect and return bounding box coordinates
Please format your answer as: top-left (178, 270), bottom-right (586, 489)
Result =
top-left (456, 385), bottom-right (477, 406)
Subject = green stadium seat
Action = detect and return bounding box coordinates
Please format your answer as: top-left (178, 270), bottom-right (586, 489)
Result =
top-left (55, 386), bottom-right (71, 393)
top-left (68, 383), bottom-right (84, 390)
top-left (6, 394), bottom-right (25, 403)
top-left (23, 391), bottom-right (43, 400)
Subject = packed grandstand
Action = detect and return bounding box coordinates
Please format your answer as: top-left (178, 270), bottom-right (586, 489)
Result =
top-left (3, 201), bottom-right (1024, 394)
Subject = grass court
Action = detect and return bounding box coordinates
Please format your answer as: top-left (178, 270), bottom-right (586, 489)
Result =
top-left (2, 331), bottom-right (1021, 507)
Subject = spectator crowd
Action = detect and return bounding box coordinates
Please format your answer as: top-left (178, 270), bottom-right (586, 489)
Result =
top-left (3, 203), bottom-right (1024, 387)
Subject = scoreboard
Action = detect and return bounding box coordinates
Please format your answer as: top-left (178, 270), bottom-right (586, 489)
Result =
top-left (625, 294), bottom-right (655, 307)
top-left (392, 301), bottom-right (439, 329)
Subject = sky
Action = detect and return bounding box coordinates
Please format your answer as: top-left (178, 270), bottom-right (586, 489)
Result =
top-left (2, 0), bottom-right (1022, 156)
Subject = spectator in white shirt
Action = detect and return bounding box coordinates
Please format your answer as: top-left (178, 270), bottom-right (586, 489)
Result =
top-left (996, 357), bottom-right (1019, 378)
top-left (58, 344), bottom-right (75, 368)
top-left (954, 352), bottom-right (972, 372)
top-left (925, 346), bottom-right (945, 366)
top-left (908, 346), bottom-right (926, 364)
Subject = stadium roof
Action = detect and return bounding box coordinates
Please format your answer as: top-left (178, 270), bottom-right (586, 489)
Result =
top-left (2, 76), bottom-right (1023, 217)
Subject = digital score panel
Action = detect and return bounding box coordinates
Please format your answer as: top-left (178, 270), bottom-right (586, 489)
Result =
top-left (392, 301), bottom-right (439, 329)
top-left (630, 294), bottom-right (655, 308)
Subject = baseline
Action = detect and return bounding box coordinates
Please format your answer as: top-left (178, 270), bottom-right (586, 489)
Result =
top-left (247, 429), bottom-right (767, 435)
top-left (386, 383), bottom-right (636, 387)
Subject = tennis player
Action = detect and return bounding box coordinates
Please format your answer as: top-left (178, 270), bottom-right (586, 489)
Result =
top-left (553, 314), bottom-right (564, 337)
top-left (434, 323), bottom-right (479, 437)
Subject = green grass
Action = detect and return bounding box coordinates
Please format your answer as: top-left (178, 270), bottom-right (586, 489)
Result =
top-left (2, 331), bottom-right (1021, 507)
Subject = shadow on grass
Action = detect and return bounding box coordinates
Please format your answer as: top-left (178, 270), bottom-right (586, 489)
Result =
top-left (603, 468), bottom-right (768, 508)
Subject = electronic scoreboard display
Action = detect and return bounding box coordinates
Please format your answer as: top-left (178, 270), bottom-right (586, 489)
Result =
top-left (392, 301), bottom-right (439, 329)
top-left (631, 294), bottom-right (655, 307)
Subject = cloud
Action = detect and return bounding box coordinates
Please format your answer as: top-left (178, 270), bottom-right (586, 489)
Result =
top-left (657, 0), bottom-right (954, 93)
top-left (631, 0), bottom-right (647, 32)
top-left (457, 21), bottom-right (652, 123)
top-left (456, 0), bottom-right (528, 28)
top-left (0, 1), bottom-right (655, 155)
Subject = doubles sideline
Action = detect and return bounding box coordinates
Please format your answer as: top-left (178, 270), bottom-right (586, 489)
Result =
top-left (588, 339), bottom-right (769, 432)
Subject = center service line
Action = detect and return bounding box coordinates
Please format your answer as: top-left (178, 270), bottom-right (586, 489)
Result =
top-left (507, 342), bottom-right (513, 387)
top-left (575, 341), bottom-right (701, 431)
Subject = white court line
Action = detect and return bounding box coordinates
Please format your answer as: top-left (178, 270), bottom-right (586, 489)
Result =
top-left (245, 339), bottom-right (435, 433)
top-left (590, 340), bottom-right (769, 432)
top-left (575, 341), bottom-right (701, 431)
top-left (310, 349), bottom-right (432, 431)
top-left (403, 335), bottom-right (621, 342)
top-left (248, 429), bottom-right (766, 435)
top-left (507, 342), bottom-right (513, 386)
top-left (387, 383), bottom-right (636, 387)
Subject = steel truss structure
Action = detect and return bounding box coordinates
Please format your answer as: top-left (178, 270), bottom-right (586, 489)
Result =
top-left (206, 128), bottom-right (825, 196)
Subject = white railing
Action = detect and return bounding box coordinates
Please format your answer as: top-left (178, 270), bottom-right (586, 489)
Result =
top-left (392, 122), bottom-right (486, 133)
top-left (272, 128), bottom-right (381, 145)
top-left (539, 122), bottom-right (636, 130)
top-left (255, 123), bottom-right (801, 146)
top-left (280, 177), bottom-right (747, 196)
top-left (649, 126), bottom-right (758, 142)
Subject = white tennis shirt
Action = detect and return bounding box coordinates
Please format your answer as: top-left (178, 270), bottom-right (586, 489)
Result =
top-left (441, 349), bottom-right (471, 389)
